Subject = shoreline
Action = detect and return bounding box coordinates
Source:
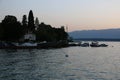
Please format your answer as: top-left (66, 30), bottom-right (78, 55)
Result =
top-left (0, 41), bottom-right (68, 49)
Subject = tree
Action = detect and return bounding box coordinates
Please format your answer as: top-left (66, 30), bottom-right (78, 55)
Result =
top-left (22, 15), bottom-right (27, 26)
top-left (36, 22), bottom-right (68, 42)
top-left (28, 10), bottom-right (35, 31)
top-left (0, 10), bottom-right (69, 42)
top-left (0, 23), bottom-right (3, 40)
top-left (1, 15), bottom-right (23, 41)
top-left (60, 26), bottom-right (68, 40)
top-left (35, 17), bottom-right (39, 30)
top-left (22, 15), bottom-right (27, 34)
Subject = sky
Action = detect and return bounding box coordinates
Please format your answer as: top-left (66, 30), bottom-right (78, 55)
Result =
top-left (1, 0), bottom-right (120, 32)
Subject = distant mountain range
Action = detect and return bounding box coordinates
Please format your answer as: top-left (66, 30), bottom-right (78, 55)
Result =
top-left (68, 28), bottom-right (120, 41)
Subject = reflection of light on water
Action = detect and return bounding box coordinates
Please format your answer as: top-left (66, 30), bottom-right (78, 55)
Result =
top-left (0, 42), bottom-right (120, 80)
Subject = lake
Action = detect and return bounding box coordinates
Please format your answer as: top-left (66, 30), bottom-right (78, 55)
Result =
top-left (0, 42), bottom-right (120, 80)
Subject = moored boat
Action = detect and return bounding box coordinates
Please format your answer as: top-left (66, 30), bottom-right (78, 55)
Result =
top-left (80, 42), bottom-right (89, 47)
top-left (90, 41), bottom-right (99, 47)
top-left (99, 44), bottom-right (108, 47)
top-left (90, 41), bottom-right (108, 47)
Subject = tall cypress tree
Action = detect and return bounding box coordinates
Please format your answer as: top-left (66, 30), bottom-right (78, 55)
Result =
top-left (22, 15), bottom-right (27, 33)
top-left (28, 10), bottom-right (35, 32)
top-left (22, 15), bottom-right (27, 26)
top-left (35, 17), bottom-right (39, 30)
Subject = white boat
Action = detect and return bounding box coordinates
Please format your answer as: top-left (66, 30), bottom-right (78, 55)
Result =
top-left (90, 41), bottom-right (99, 47)
top-left (80, 42), bottom-right (89, 47)
top-left (90, 41), bottom-right (108, 47)
top-left (99, 44), bottom-right (108, 47)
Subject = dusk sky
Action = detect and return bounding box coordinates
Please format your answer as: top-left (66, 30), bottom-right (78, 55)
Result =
top-left (1, 0), bottom-right (120, 31)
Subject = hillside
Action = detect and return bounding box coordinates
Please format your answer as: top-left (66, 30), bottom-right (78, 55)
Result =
top-left (69, 28), bottom-right (120, 40)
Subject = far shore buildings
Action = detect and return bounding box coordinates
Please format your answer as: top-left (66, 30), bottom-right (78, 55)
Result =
top-left (24, 31), bottom-right (36, 41)
top-left (20, 30), bottom-right (36, 42)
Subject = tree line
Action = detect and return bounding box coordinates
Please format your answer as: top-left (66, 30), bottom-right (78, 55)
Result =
top-left (0, 10), bottom-right (68, 42)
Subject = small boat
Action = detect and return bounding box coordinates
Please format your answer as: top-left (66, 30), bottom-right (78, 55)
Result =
top-left (80, 43), bottom-right (89, 47)
top-left (99, 44), bottom-right (108, 47)
top-left (90, 41), bottom-right (99, 47)
top-left (90, 41), bottom-right (108, 47)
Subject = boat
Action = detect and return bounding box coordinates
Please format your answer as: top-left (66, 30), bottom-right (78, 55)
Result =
top-left (90, 41), bottom-right (108, 47)
top-left (99, 44), bottom-right (108, 47)
top-left (80, 42), bottom-right (89, 47)
top-left (90, 41), bottom-right (99, 47)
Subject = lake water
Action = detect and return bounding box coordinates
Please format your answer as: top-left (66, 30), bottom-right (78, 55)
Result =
top-left (0, 42), bottom-right (120, 80)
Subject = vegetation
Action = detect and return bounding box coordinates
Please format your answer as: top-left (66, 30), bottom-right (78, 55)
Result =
top-left (28, 10), bottom-right (35, 32)
top-left (1, 15), bottom-right (23, 41)
top-left (36, 23), bottom-right (68, 42)
top-left (22, 15), bottom-right (27, 34)
top-left (0, 10), bottom-right (68, 42)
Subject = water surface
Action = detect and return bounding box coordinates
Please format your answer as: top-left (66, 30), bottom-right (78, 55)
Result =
top-left (0, 42), bottom-right (120, 80)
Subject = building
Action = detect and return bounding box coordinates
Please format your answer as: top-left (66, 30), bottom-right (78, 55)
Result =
top-left (24, 31), bottom-right (36, 41)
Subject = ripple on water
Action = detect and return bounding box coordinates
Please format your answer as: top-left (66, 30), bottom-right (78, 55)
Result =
top-left (0, 42), bottom-right (120, 80)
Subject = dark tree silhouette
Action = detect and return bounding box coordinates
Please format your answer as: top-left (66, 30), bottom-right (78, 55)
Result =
top-left (22, 15), bottom-right (27, 26)
top-left (0, 23), bottom-right (3, 39)
top-left (36, 22), bottom-right (68, 42)
top-left (22, 15), bottom-right (27, 34)
top-left (1, 15), bottom-right (23, 41)
top-left (35, 17), bottom-right (39, 30)
top-left (28, 10), bottom-right (35, 31)
top-left (0, 10), bottom-right (69, 42)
